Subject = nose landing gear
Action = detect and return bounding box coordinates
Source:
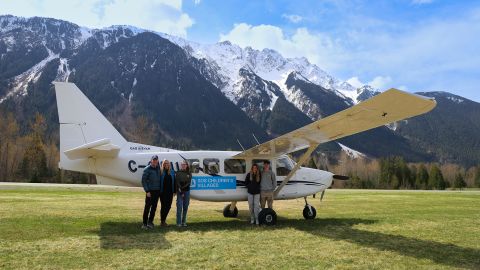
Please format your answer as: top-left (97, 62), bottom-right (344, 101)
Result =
top-left (302, 197), bottom-right (316, 220)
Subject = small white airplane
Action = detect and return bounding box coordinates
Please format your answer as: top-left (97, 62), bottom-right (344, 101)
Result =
top-left (53, 82), bottom-right (436, 225)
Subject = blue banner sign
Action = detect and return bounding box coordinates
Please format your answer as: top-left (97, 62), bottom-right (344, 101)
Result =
top-left (191, 176), bottom-right (237, 190)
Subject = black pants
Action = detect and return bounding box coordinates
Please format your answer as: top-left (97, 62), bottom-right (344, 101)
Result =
top-left (159, 192), bottom-right (174, 223)
top-left (143, 190), bottom-right (160, 225)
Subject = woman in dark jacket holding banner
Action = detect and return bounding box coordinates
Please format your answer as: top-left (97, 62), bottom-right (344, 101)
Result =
top-left (176, 161), bottom-right (192, 227)
top-left (245, 164), bottom-right (261, 225)
top-left (160, 159), bottom-right (176, 226)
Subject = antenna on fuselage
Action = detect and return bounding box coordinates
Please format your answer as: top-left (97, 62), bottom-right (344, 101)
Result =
top-left (252, 133), bottom-right (261, 145)
top-left (236, 138), bottom-right (245, 151)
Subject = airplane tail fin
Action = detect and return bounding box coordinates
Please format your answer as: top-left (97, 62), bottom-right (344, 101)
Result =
top-left (53, 82), bottom-right (127, 173)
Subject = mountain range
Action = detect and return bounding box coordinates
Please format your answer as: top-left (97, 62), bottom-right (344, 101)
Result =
top-left (1, 15), bottom-right (479, 167)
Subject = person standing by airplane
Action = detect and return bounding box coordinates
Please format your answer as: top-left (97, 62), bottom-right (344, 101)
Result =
top-left (175, 161), bottom-right (192, 227)
top-left (141, 155), bottom-right (161, 229)
top-left (260, 160), bottom-right (276, 209)
top-left (245, 164), bottom-right (261, 225)
top-left (160, 159), bottom-right (176, 226)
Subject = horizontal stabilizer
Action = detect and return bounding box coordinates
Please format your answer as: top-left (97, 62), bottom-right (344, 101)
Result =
top-left (64, 138), bottom-right (120, 160)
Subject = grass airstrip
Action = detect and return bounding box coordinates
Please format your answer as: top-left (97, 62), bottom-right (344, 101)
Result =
top-left (0, 184), bottom-right (479, 269)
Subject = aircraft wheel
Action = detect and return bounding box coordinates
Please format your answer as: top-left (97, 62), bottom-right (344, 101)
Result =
top-left (223, 204), bottom-right (238, 218)
top-left (258, 208), bottom-right (277, 226)
top-left (303, 205), bottom-right (316, 220)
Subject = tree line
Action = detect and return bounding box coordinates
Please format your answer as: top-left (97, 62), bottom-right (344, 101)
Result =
top-left (2, 113), bottom-right (480, 189)
top-left (0, 112), bottom-right (92, 184)
top-left (313, 152), bottom-right (480, 190)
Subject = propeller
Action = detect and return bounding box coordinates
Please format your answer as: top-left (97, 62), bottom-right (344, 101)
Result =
top-left (333, 174), bottom-right (349, 180)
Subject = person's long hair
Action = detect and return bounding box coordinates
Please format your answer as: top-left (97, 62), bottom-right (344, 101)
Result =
top-left (161, 159), bottom-right (173, 175)
top-left (250, 164), bottom-right (260, 182)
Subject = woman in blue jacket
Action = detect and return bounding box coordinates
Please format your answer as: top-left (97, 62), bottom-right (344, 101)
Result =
top-left (159, 159), bottom-right (176, 226)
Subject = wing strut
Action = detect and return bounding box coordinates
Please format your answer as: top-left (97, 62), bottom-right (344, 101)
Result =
top-left (274, 144), bottom-right (317, 197)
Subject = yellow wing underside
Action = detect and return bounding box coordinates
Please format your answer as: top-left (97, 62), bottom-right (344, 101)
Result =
top-left (234, 88), bottom-right (436, 159)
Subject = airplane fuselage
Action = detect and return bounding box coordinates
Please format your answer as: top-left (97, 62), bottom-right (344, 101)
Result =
top-left (90, 145), bottom-right (333, 202)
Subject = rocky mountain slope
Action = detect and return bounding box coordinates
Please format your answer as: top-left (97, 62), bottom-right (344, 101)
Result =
top-left (1, 15), bottom-right (478, 166)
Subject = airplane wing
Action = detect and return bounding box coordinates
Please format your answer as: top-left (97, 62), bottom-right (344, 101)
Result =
top-left (64, 138), bottom-right (121, 160)
top-left (234, 88), bottom-right (436, 159)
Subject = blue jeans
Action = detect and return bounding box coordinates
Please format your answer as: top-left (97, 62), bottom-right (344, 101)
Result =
top-left (176, 191), bottom-right (190, 225)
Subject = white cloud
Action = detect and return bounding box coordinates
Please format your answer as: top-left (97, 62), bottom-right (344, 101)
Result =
top-left (346, 76), bottom-right (392, 90)
top-left (193, 0), bottom-right (201, 5)
top-left (346, 77), bottom-right (363, 88)
top-left (368, 76), bottom-right (392, 90)
top-left (219, 23), bottom-right (345, 72)
top-left (0, 0), bottom-right (194, 37)
top-left (282, 14), bottom-right (303, 23)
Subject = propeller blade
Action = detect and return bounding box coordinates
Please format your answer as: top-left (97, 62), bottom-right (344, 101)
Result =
top-left (333, 174), bottom-right (349, 180)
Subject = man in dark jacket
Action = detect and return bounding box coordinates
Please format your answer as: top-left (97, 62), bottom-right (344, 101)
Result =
top-left (141, 155), bottom-right (161, 229)
top-left (175, 161), bottom-right (192, 226)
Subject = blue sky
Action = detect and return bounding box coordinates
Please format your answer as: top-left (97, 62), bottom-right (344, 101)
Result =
top-left (1, 0), bottom-right (479, 101)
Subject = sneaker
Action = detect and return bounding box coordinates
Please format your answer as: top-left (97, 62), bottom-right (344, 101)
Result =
top-left (161, 222), bottom-right (168, 227)
top-left (250, 218), bottom-right (255, 224)
top-left (147, 223), bottom-right (154, 229)
top-left (182, 223), bottom-right (187, 227)
top-left (176, 224), bottom-right (182, 227)
top-left (141, 224), bottom-right (148, 230)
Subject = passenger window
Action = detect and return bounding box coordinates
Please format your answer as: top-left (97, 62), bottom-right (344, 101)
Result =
top-left (203, 158), bottom-right (220, 174)
top-left (224, 159), bottom-right (246, 174)
top-left (276, 157), bottom-right (294, 176)
top-left (187, 159), bottom-right (200, 173)
top-left (252, 159), bottom-right (270, 172)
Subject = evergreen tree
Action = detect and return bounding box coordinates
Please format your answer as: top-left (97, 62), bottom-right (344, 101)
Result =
top-left (416, 164), bottom-right (429, 189)
top-left (453, 173), bottom-right (467, 189)
top-left (475, 166), bottom-right (480, 188)
top-left (429, 164), bottom-right (446, 190)
top-left (17, 113), bottom-right (49, 182)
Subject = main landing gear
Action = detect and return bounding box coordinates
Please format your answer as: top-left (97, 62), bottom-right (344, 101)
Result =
top-left (302, 197), bottom-right (316, 220)
top-left (258, 208), bottom-right (277, 226)
top-left (223, 202), bottom-right (238, 218)
top-left (223, 196), bottom-right (317, 224)
top-left (223, 202), bottom-right (278, 226)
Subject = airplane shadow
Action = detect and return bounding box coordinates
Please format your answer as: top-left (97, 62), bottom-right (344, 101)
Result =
top-left (97, 218), bottom-right (480, 269)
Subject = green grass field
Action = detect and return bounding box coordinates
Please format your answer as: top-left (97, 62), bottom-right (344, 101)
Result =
top-left (0, 185), bottom-right (479, 269)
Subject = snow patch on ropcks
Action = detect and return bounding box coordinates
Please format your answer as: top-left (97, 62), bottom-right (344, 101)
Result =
top-left (0, 48), bottom-right (59, 104)
top-left (74, 27), bottom-right (92, 47)
top-left (163, 36), bottom-right (359, 117)
top-left (56, 58), bottom-right (71, 81)
top-left (338, 143), bottom-right (366, 159)
top-left (447, 96), bottom-right (464, 103)
top-left (386, 120), bottom-right (408, 131)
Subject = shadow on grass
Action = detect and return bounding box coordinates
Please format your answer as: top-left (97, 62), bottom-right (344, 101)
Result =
top-left (98, 218), bottom-right (480, 269)
top-left (98, 222), bottom-right (172, 250)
